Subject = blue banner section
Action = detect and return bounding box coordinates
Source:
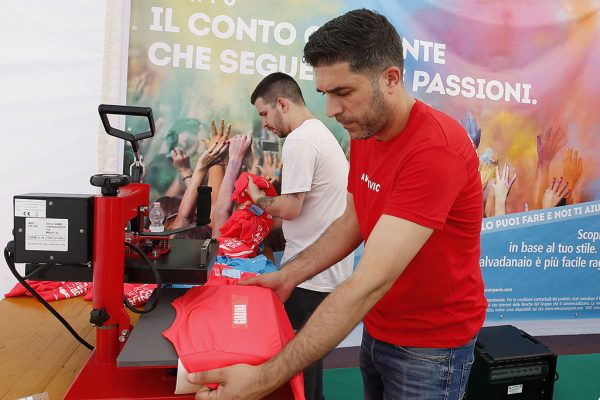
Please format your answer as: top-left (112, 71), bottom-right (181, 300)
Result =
top-left (481, 200), bottom-right (600, 321)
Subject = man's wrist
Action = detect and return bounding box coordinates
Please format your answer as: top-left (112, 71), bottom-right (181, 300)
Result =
top-left (178, 168), bottom-right (193, 177)
top-left (278, 259), bottom-right (302, 288)
top-left (255, 196), bottom-right (276, 211)
top-left (229, 154), bottom-right (245, 163)
top-left (258, 359), bottom-right (291, 394)
top-left (194, 165), bottom-right (208, 174)
top-left (248, 191), bottom-right (259, 204)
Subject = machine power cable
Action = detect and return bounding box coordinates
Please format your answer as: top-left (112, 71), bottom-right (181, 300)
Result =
top-left (3, 241), bottom-right (94, 350)
top-left (123, 241), bottom-right (162, 314)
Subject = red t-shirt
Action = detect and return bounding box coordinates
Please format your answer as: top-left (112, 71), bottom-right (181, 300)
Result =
top-left (348, 100), bottom-right (487, 348)
top-left (163, 282), bottom-right (305, 399)
top-left (217, 206), bottom-right (273, 258)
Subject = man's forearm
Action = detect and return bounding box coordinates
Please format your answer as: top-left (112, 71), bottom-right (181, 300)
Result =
top-left (212, 157), bottom-right (244, 236)
top-left (172, 169), bottom-right (207, 229)
top-left (494, 198), bottom-right (507, 216)
top-left (255, 193), bottom-right (301, 220)
top-left (208, 165), bottom-right (225, 224)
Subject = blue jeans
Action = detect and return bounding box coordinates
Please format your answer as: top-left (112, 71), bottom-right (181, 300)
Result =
top-left (359, 328), bottom-right (476, 400)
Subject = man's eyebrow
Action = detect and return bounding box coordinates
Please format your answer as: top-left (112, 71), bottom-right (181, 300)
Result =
top-left (316, 86), bottom-right (348, 94)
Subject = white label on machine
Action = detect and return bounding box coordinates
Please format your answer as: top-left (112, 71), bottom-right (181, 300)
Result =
top-left (507, 384), bottom-right (523, 395)
top-left (25, 218), bottom-right (68, 251)
top-left (15, 199), bottom-right (46, 218)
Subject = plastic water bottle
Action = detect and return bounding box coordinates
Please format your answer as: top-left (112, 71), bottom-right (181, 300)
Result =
top-left (149, 202), bottom-right (165, 232)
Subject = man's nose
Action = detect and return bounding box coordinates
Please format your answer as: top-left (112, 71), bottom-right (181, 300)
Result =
top-left (326, 96), bottom-right (342, 118)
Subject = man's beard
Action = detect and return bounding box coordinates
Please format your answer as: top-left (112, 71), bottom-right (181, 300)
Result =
top-left (350, 85), bottom-right (389, 140)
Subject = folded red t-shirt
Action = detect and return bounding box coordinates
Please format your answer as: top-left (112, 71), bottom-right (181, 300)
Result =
top-left (163, 280), bottom-right (304, 399)
top-left (5, 281), bottom-right (91, 301)
top-left (231, 172), bottom-right (278, 204)
top-left (84, 283), bottom-right (157, 306)
top-left (217, 206), bottom-right (272, 258)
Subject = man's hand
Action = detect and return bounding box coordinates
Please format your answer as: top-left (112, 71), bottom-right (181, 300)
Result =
top-left (188, 364), bottom-right (271, 400)
top-left (228, 135), bottom-right (252, 161)
top-left (238, 270), bottom-right (295, 303)
top-left (563, 147), bottom-right (582, 183)
top-left (459, 112), bottom-right (482, 148)
top-left (208, 119), bottom-right (232, 148)
top-left (542, 177), bottom-right (570, 208)
top-left (537, 126), bottom-right (567, 165)
top-left (171, 148), bottom-right (193, 177)
top-left (491, 164), bottom-right (516, 202)
top-left (196, 141), bottom-right (229, 172)
top-left (246, 176), bottom-right (262, 203)
top-left (491, 164), bottom-right (516, 216)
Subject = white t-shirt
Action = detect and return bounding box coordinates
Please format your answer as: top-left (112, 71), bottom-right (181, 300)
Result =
top-left (280, 119), bottom-right (353, 292)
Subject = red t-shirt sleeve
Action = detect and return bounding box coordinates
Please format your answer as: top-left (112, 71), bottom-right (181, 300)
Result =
top-left (347, 141), bottom-right (356, 194)
top-left (383, 147), bottom-right (467, 230)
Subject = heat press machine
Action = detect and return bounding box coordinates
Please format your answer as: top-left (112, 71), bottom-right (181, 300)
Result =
top-left (7, 105), bottom-right (219, 399)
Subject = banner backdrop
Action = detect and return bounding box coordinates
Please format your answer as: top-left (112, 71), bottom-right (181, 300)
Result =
top-left (127, 0), bottom-right (600, 329)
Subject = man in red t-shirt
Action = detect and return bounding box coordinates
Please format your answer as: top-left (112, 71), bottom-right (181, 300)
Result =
top-left (188, 9), bottom-right (487, 400)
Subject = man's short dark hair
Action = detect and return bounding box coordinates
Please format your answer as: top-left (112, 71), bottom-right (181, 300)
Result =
top-left (250, 72), bottom-right (305, 106)
top-left (303, 9), bottom-right (404, 76)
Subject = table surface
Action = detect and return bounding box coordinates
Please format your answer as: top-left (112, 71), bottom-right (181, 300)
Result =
top-left (0, 296), bottom-right (139, 400)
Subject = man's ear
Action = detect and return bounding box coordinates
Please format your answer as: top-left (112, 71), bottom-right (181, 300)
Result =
top-left (276, 97), bottom-right (289, 112)
top-left (382, 66), bottom-right (402, 92)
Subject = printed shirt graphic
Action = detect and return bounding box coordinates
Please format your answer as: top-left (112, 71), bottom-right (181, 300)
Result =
top-left (83, 283), bottom-right (156, 307)
top-left (5, 281), bottom-right (91, 301)
top-left (348, 100), bottom-right (487, 347)
top-left (217, 206), bottom-right (273, 258)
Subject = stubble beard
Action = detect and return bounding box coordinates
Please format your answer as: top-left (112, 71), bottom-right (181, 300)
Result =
top-left (349, 85), bottom-right (390, 140)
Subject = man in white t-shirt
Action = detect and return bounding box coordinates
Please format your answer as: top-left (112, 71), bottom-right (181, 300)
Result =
top-left (246, 72), bottom-right (353, 400)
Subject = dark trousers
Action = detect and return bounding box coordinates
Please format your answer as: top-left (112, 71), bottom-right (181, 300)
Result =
top-left (284, 287), bottom-right (329, 400)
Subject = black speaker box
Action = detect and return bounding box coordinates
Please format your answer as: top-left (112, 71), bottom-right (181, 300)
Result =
top-left (466, 325), bottom-right (557, 400)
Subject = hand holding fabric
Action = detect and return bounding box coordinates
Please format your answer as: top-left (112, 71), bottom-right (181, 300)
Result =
top-left (238, 270), bottom-right (295, 303)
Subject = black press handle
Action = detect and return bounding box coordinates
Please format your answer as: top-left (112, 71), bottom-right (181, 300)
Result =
top-left (98, 104), bottom-right (155, 144)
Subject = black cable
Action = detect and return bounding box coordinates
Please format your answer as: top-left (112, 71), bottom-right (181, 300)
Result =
top-left (4, 241), bottom-right (94, 350)
top-left (124, 242), bottom-right (162, 314)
